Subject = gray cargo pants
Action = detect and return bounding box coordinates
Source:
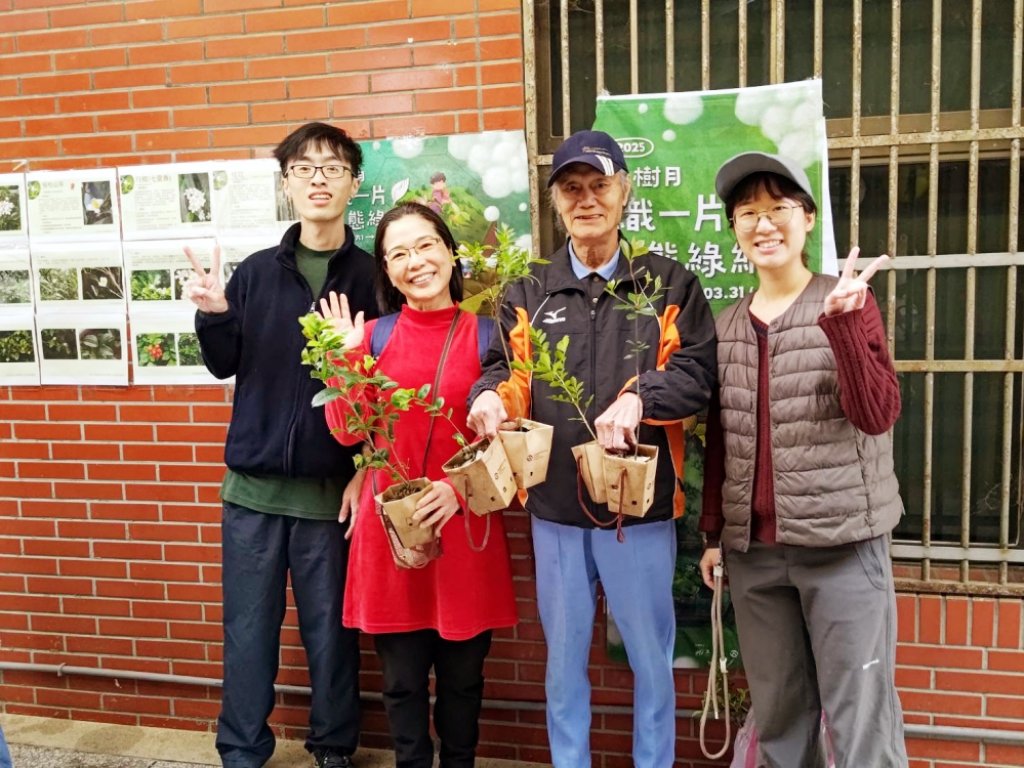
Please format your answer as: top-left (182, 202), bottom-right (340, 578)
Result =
top-left (726, 536), bottom-right (908, 768)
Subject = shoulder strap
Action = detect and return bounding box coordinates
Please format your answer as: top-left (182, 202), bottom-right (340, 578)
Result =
top-left (475, 315), bottom-right (495, 361)
top-left (369, 313), bottom-right (400, 357)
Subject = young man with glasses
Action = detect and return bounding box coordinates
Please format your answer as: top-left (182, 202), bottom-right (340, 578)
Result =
top-left (185, 122), bottom-right (378, 768)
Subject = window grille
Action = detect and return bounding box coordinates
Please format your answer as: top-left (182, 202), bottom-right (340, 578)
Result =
top-left (524, 0), bottom-right (1024, 591)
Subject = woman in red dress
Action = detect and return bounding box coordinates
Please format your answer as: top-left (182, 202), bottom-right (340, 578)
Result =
top-left (321, 202), bottom-right (517, 768)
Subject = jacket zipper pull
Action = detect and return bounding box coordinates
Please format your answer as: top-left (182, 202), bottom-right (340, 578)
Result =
top-left (309, 302), bottom-right (316, 312)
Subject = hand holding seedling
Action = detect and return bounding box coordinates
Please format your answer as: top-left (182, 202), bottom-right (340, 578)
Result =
top-left (318, 290), bottom-right (365, 350)
top-left (467, 390), bottom-right (508, 439)
top-left (824, 247), bottom-right (891, 316)
top-left (183, 244), bottom-right (229, 314)
top-left (594, 391), bottom-right (643, 452)
top-left (412, 480), bottom-right (460, 532)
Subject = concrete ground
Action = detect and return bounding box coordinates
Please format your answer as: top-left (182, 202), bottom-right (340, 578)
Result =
top-left (2, 714), bottom-right (550, 768)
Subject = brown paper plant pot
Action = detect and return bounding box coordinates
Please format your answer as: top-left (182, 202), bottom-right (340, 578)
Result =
top-left (442, 436), bottom-right (517, 516)
top-left (497, 418), bottom-right (554, 489)
top-left (571, 440), bottom-right (608, 504)
top-left (375, 478), bottom-right (437, 548)
top-left (603, 444), bottom-right (658, 517)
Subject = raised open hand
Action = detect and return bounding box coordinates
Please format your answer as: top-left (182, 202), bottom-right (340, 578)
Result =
top-left (183, 243), bottom-right (228, 314)
top-left (824, 247), bottom-right (891, 316)
top-left (318, 290), bottom-right (365, 350)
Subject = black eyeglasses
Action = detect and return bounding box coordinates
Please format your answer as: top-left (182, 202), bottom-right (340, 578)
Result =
top-left (285, 164), bottom-right (353, 180)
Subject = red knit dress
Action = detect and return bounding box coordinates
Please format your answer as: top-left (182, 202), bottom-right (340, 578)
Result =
top-left (325, 304), bottom-right (518, 640)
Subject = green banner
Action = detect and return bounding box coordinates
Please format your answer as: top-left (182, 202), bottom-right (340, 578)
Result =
top-left (593, 80), bottom-right (836, 317)
top-left (348, 130), bottom-right (533, 255)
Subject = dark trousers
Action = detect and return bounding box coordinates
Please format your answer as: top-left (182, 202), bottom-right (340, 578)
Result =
top-left (727, 538), bottom-right (907, 768)
top-left (216, 502), bottom-right (361, 768)
top-left (373, 629), bottom-right (493, 768)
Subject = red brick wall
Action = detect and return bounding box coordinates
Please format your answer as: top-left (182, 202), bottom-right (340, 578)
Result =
top-left (2, 3), bottom-right (1024, 768)
top-left (898, 594), bottom-right (1024, 768)
top-left (1, 0), bottom-right (524, 169)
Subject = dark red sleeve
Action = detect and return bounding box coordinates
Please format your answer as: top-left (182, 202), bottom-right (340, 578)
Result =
top-left (698, 389), bottom-right (725, 547)
top-left (818, 291), bottom-right (901, 435)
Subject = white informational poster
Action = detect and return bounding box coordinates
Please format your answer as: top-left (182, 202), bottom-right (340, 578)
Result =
top-left (0, 312), bottom-right (40, 386)
top-left (25, 169), bottom-right (121, 242)
top-left (211, 158), bottom-right (295, 237)
top-left (123, 238), bottom-right (217, 315)
top-left (122, 238), bottom-right (221, 385)
top-left (119, 163), bottom-right (218, 240)
top-left (130, 313), bottom-right (221, 385)
top-left (35, 309), bottom-right (128, 385)
top-left (30, 241), bottom-right (126, 311)
top-left (0, 173), bottom-right (28, 244)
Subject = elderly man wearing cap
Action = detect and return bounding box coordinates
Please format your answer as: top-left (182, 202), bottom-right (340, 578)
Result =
top-left (468, 130), bottom-right (717, 767)
top-left (698, 152), bottom-right (908, 767)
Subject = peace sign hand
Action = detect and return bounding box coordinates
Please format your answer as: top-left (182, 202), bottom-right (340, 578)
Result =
top-left (824, 247), bottom-right (891, 316)
top-left (318, 291), bottom-right (365, 350)
top-left (183, 244), bottom-right (229, 314)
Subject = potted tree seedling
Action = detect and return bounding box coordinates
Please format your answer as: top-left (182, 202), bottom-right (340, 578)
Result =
top-left (301, 311), bottom-right (514, 555)
top-left (516, 327), bottom-right (608, 506)
top-left (440, 421), bottom-right (517, 519)
top-left (460, 224), bottom-right (554, 491)
top-left (518, 239), bottom-right (668, 518)
top-left (601, 239), bottom-right (667, 517)
top-left (299, 312), bottom-right (439, 552)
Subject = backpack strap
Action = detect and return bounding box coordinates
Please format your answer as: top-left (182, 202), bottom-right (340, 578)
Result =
top-left (371, 311), bottom-right (494, 361)
top-left (369, 313), bottom-right (400, 357)
top-left (475, 314), bottom-right (495, 361)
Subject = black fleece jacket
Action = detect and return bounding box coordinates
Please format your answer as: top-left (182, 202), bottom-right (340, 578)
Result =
top-left (195, 222), bottom-right (379, 479)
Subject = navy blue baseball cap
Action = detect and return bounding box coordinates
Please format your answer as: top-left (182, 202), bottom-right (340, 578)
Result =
top-left (547, 130), bottom-right (628, 187)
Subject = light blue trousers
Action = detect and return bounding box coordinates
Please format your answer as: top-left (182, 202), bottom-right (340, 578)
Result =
top-left (531, 516), bottom-right (678, 768)
top-left (0, 722), bottom-right (11, 768)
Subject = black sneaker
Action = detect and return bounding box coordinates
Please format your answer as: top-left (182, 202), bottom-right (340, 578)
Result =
top-left (312, 748), bottom-right (354, 768)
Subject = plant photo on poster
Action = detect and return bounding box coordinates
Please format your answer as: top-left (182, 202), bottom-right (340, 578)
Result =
top-left (0, 185), bottom-right (21, 231)
top-left (38, 267), bottom-right (79, 301)
top-left (0, 270), bottom-right (30, 304)
top-left (0, 330), bottom-right (35, 363)
top-left (179, 172), bottom-right (211, 223)
top-left (131, 269), bottom-right (172, 301)
top-left (136, 332), bottom-right (176, 366)
top-left (81, 267), bottom-right (124, 301)
top-left (79, 328), bottom-right (122, 360)
top-left (176, 332), bottom-right (202, 366)
top-left (173, 268), bottom-right (193, 300)
top-left (82, 180), bottom-right (113, 226)
top-left (41, 328), bottom-right (78, 360)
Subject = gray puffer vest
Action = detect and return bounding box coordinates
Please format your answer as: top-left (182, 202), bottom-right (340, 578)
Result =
top-left (717, 273), bottom-right (903, 552)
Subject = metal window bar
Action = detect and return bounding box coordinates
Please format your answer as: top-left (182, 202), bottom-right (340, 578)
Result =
top-left (524, 0), bottom-right (1024, 588)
